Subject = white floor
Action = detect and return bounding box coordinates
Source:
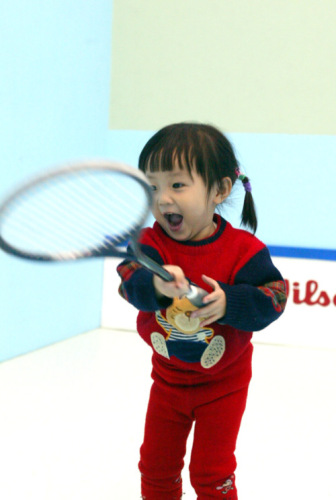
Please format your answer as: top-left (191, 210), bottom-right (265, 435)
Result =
top-left (1, 328), bottom-right (335, 500)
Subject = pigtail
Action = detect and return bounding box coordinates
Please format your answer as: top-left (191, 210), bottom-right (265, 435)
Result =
top-left (236, 171), bottom-right (258, 234)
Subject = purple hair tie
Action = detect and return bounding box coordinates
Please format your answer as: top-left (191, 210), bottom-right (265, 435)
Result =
top-left (235, 168), bottom-right (252, 193)
top-left (243, 180), bottom-right (252, 193)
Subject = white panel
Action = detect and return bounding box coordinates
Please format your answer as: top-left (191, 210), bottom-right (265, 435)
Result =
top-left (102, 256), bottom-right (336, 349)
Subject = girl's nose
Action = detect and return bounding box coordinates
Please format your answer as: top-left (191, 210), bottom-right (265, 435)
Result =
top-left (157, 188), bottom-right (173, 206)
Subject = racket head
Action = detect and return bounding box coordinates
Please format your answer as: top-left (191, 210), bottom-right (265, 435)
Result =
top-left (0, 160), bottom-right (153, 262)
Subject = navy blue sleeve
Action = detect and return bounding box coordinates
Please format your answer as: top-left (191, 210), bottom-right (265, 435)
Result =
top-left (218, 247), bottom-right (287, 331)
top-left (117, 244), bottom-right (173, 311)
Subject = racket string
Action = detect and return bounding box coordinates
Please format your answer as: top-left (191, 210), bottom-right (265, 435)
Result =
top-left (1, 169), bottom-right (150, 256)
top-left (3, 185), bottom-right (108, 252)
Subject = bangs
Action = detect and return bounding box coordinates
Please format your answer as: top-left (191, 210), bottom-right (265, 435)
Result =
top-left (141, 144), bottom-right (196, 176)
top-left (138, 124), bottom-right (221, 188)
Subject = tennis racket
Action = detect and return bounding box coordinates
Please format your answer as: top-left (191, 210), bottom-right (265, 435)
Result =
top-left (0, 160), bottom-right (208, 307)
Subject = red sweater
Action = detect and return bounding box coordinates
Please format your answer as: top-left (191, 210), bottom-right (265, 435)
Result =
top-left (117, 215), bottom-right (287, 387)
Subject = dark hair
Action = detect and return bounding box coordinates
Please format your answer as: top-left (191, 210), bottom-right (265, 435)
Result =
top-left (138, 122), bottom-right (257, 233)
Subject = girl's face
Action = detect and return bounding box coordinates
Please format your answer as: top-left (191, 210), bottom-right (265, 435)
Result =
top-left (146, 164), bottom-right (231, 242)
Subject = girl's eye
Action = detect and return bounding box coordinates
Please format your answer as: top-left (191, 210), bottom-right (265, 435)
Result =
top-left (172, 183), bottom-right (184, 189)
top-left (151, 185), bottom-right (157, 191)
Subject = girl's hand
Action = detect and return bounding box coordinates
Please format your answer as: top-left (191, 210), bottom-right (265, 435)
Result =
top-left (190, 274), bottom-right (227, 327)
top-left (153, 265), bottom-right (190, 299)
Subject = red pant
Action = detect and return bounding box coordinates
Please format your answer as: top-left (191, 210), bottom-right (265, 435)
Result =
top-left (139, 378), bottom-right (249, 499)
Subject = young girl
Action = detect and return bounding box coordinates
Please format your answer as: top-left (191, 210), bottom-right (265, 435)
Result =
top-left (117, 123), bottom-right (287, 500)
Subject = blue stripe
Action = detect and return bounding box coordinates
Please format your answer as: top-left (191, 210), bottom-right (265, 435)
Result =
top-left (268, 245), bottom-right (336, 261)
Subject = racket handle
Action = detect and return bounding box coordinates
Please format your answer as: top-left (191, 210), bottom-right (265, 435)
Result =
top-left (140, 254), bottom-right (209, 307)
top-left (135, 251), bottom-right (175, 282)
top-left (132, 245), bottom-right (209, 307)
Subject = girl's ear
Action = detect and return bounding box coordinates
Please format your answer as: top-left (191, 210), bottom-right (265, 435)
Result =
top-left (214, 177), bottom-right (232, 204)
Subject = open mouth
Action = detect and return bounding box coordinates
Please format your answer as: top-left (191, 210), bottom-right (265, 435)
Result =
top-left (164, 213), bottom-right (183, 230)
